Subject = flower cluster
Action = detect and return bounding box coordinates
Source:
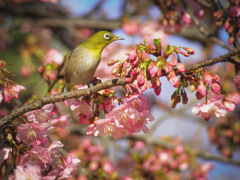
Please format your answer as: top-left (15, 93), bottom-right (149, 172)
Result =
top-left (0, 60), bottom-right (26, 104)
top-left (119, 137), bottom-right (213, 179)
top-left (70, 138), bottom-right (119, 179)
top-left (192, 94), bottom-right (236, 121)
top-left (86, 94), bottom-right (154, 139)
top-left (2, 103), bottom-right (79, 179)
top-left (109, 41), bottom-right (194, 97)
top-left (214, 0), bottom-right (240, 44)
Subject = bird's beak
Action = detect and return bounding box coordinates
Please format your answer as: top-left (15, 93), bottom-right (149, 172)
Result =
top-left (114, 36), bottom-right (125, 40)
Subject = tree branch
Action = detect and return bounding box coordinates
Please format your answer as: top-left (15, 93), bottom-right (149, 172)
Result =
top-left (32, 18), bottom-right (121, 30)
top-left (1, 48), bottom-right (240, 128)
top-left (0, 78), bottom-right (126, 128)
top-left (185, 47), bottom-right (240, 71)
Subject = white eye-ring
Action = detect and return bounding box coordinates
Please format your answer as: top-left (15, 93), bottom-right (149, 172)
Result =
top-left (104, 33), bottom-right (111, 40)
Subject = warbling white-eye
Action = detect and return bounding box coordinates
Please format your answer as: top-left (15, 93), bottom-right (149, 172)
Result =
top-left (64, 31), bottom-right (124, 91)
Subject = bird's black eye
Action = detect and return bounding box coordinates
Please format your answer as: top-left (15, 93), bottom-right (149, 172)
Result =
top-left (104, 33), bottom-right (111, 40)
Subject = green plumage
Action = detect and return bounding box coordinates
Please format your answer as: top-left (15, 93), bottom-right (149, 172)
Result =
top-left (64, 31), bottom-right (124, 90)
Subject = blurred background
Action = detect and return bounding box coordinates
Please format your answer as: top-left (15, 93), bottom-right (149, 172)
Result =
top-left (0, 0), bottom-right (240, 179)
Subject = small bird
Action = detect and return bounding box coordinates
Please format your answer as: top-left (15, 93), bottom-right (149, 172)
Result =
top-left (64, 31), bottom-right (124, 91)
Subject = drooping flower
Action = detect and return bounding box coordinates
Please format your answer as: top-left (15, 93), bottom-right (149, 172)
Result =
top-left (16, 123), bottom-right (48, 147)
top-left (0, 148), bottom-right (11, 166)
top-left (3, 84), bottom-right (26, 103)
top-left (65, 98), bottom-right (93, 125)
top-left (192, 94), bottom-right (235, 121)
top-left (87, 94), bottom-right (154, 139)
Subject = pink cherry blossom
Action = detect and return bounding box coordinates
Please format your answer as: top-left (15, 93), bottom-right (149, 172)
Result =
top-left (16, 123), bottom-right (48, 147)
top-left (51, 115), bottom-right (71, 128)
top-left (169, 75), bottom-right (179, 88)
top-left (204, 72), bottom-right (212, 85)
top-left (177, 63), bottom-right (186, 73)
top-left (197, 81), bottom-right (207, 97)
top-left (164, 63), bottom-right (172, 74)
top-left (12, 85), bottom-right (26, 99)
top-left (25, 103), bottom-right (54, 123)
top-left (192, 95), bottom-right (232, 121)
top-left (211, 82), bottom-right (221, 93)
top-left (123, 94), bottom-right (150, 111)
top-left (14, 163), bottom-right (42, 180)
top-left (87, 94), bottom-right (154, 139)
top-left (53, 155), bottom-right (81, 179)
top-left (127, 48), bottom-right (137, 61)
top-left (137, 71), bottom-right (145, 86)
top-left (169, 54), bottom-right (177, 67)
top-left (65, 98), bottom-right (93, 125)
top-left (19, 145), bottom-right (51, 169)
top-left (148, 63), bottom-right (157, 77)
top-left (3, 84), bottom-right (25, 103)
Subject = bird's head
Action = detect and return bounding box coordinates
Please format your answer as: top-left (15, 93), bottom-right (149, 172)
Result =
top-left (82, 31), bottom-right (124, 51)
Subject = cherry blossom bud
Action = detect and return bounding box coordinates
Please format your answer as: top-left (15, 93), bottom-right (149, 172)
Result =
top-left (169, 75), bottom-right (179, 88)
top-left (204, 72), bottom-right (212, 85)
top-left (131, 57), bottom-right (139, 66)
top-left (111, 67), bottom-right (118, 75)
top-left (154, 86), bottom-right (161, 96)
top-left (177, 63), bottom-right (186, 72)
top-left (123, 61), bottom-right (130, 68)
top-left (125, 77), bottom-right (132, 83)
top-left (183, 47), bottom-right (194, 55)
top-left (181, 91), bottom-right (188, 104)
top-left (169, 54), bottom-right (177, 67)
top-left (211, 82), bottom-right (220, 93)
top-left (130, 68), bottom-right (138, 76)
top-left (212, 75), bottom-right (220, 83)
top-left (180, 51), bottom-right (190, 57)
top-left (170, 91), bottom-right (181, 108)
top-left (224, 20), bottom-right (230, 30)
top-left (197, 81), bottom-right (207, 97)
top-left (222, 99), bottom-right (236, 111)
top-left (196, 91), bottom-right (204, 100)
top-left (164, 63), bottom-right (171, 74)
top-left (127, 48), bottom-right (137, 61)
top-left (148, 63), bottom-right (157, 77)
top-left (137, 71), bottom-right (145, 86)
top-left (156, 68), bottom-right (162, 77)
